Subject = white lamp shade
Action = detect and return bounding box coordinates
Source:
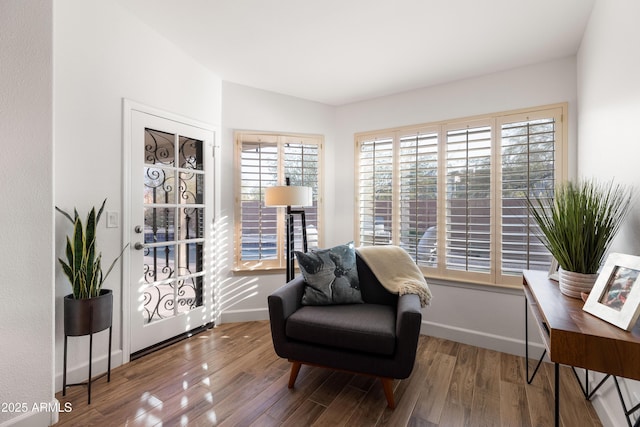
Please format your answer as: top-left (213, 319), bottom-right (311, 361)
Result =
top-left (265, 185), bottom-right (312, 207)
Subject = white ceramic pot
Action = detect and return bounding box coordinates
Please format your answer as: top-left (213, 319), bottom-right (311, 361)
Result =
top-left (558, 268), bottom-right (598, 299)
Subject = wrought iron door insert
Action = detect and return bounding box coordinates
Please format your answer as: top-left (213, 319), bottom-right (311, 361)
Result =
top-left (142, 128), bottom-right (205, 323)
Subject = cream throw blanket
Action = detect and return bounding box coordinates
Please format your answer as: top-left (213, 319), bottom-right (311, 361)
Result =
top-left (357, 245), bottom-right (432, 307)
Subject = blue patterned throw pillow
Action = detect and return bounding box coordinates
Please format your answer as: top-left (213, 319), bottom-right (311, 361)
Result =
top-left (295, 242), bottom-right (363, 305)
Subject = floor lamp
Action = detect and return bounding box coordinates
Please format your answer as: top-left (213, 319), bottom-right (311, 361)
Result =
top-left (265, 178), bottom-right (313, 282)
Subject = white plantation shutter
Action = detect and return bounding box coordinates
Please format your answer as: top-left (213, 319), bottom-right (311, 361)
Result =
top-left (284, 141), bottom-right (320, 250)
top-left (239, 139), bottom-right (278, 262)
top-left (398, 130), bottom-right (438, 266)
top-left (445, 123), bottom-right (492, 274)
top-left (358, 136), bottom-right (393, 246)
top-left (355, 104), bottom-right (566, 287)
top-left (236, 132), bottom-right (323, 269)
top-left (499, 111), bottom-right (560, 278)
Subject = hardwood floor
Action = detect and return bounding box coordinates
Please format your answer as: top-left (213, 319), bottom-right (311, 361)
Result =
top-left (55, 321), bottom-right (602, 426)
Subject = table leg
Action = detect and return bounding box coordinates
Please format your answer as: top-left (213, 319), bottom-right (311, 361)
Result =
top-left (525, 297), bottom-right (528, 372)
top-left (525, 296), bottom-right (546, 384)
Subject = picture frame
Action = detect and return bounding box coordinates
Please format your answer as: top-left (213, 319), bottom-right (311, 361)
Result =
top-left (583, 253), bottom-right (640, 331)
top-left (548, 258), bottom-right (559, 282)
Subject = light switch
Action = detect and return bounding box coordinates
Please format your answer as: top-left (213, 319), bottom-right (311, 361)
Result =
top-left (106, 211), bottom-right (119, 228)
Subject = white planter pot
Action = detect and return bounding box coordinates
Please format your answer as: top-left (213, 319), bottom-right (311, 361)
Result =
top-left (558, 268), bottom-right (598, 299)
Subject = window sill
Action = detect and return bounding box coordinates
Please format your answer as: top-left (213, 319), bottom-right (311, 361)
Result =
top-left (424, 275), bottom-right (524, 296)
top-left (232, 266), bottom-right (288, 276)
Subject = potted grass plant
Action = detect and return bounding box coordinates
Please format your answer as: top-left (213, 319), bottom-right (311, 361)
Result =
top-left (57, 199), bottom-right (128, 335)
top-left (527, 179), bottom-right (632, 298)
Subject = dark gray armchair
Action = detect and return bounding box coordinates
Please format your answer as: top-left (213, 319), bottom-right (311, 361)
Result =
top-left (267, 254), bottom-right (423, 409)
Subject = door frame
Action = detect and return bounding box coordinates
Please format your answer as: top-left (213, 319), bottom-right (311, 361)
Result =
top-left (121, 99), bottom-right (220, 363)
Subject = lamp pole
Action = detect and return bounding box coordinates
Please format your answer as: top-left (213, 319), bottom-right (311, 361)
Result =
top-left (283, 178), bottom-right (308, 282)
top-left (265, 177), bottom-right (311, 283)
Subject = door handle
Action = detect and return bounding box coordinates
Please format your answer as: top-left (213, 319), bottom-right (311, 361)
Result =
top-left (134, 242), bottom-right (144, 250)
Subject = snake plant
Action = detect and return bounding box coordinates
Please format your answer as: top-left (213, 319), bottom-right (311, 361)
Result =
top-left (527, 179), bottom-right (632, 274)
top-left (56, 199), bottom-right (128, 299)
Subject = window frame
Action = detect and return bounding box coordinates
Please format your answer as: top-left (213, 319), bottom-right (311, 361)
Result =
top-left (234, 130), bottom-right (324, 272)
top-left (355, 103), bottom-right (568, 288)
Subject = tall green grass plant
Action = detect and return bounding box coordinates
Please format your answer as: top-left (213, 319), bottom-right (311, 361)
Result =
top-left (528, 180), bottom-right (632, 274)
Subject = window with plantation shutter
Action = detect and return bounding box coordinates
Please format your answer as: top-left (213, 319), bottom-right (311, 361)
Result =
top-left (445, 122), bottom-right (492, 274)
top-left (235, 132), bottom-right (323, 270)
top-left (398, 129), bottom-right (438, 266)
top-left (284, 140), bottom-right (320, 249)
top-left (238, 138), bottom-right (278, 262)
top-left (499, 112), bottom-right (558, 277)
top-left (358, 136), bottom-right (393, 246)
top-left (356, 104), bottom-right (566, 287)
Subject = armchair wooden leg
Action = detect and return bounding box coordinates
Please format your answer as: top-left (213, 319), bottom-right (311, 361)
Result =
top-left (381, 378), bottom-right (395, 409)
top-left (288, 361), bottom-right (302, 388)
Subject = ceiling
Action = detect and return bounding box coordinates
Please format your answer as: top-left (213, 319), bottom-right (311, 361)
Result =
top-left (118, 0), bottom-right (595, 106)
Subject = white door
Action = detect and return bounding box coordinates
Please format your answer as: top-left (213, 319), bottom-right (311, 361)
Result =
top-left (128, 108), bottom-right (215, 354)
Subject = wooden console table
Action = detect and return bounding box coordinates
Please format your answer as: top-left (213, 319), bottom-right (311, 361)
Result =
top-left (523, 270), bottom-right (640, 427)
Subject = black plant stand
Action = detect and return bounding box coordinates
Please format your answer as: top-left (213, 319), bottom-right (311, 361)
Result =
top-left (62, 290), bottom-right (113, 404)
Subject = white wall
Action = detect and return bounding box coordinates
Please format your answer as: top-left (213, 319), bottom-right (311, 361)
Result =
top-left (54, 0), bottom-right (221, 392)
top-left (577, 1), bottom-right (640, 425)
top-left (332, 57), bottom-right (578, 355)
top-left (0, 1), bottom-right (55, 425)
top-left (218, 82), bottom-right (335, 322)
top-left (578, 0), bottom-right (640, 255)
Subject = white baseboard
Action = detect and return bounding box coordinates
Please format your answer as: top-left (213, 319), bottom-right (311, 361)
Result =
top-left (421, 320), bottom-right (547, 359)
top-left (219, 308), bottom-right (269, 324)
top-left (581, 370), bottom-right (636, 427)
top-left (0, 399), bottom-right (61, 427)
top-left (591, 388), bottom-right (622, 427)
top-left (54, 349), bottom-right (123, 393)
